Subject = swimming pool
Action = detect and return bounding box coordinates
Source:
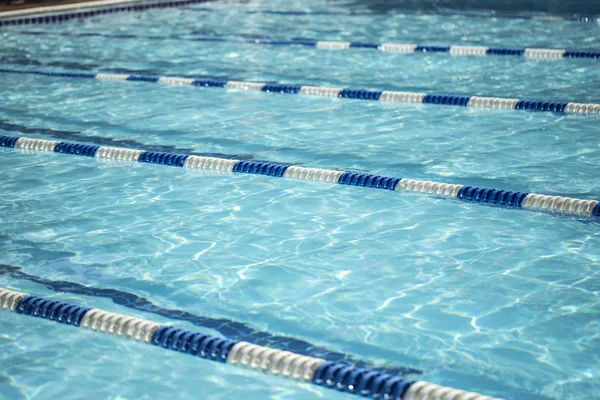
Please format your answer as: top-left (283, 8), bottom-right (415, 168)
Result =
top-left (0, 0), bottom-right (599, 399)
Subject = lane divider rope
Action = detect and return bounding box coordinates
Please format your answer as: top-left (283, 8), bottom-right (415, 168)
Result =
top-left (1, 67), bottom-right (599, 115)
top-left (0, 0), bottom-right (213, 25)
top-left (181, 6), bottom-right (600, 24)
top-left (1, 135), bottom-right (599, 220)
top-left (0, 287), bottom-right (503, 400)
top-left (8, 30), bottom-right (599, 61)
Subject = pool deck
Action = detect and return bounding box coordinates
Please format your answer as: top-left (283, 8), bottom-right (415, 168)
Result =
top-left (0, 0), bottom-right (142, 17)
top-left (0, 0), bottom-right (91, 12)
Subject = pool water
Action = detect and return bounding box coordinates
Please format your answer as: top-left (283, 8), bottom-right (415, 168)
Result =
top-left (1, 1), bottom-right (599, 399)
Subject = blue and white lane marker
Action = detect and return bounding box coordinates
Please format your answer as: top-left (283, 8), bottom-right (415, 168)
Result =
top-left (1, 68), bottom-right (599, 115)
top-left (7, 30), bottom-right (600, 61)
top-left (331, 42), bottom-right (600, 60)
top-left (0, 287), bottom-right (501, 400)
top-left (1, 135), bottom-right (599, 220)
top-left (0, 0), bottom-right (212, 26)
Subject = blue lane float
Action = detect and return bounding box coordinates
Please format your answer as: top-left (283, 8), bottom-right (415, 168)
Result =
top-left (0, 286), bottom-right (502, 400)
top-left (1, 135), bottom-right (599, 220)
top-left (4, 30), bottom-right (600, 61)
top-left (1, 67), bottom-right (599, 115)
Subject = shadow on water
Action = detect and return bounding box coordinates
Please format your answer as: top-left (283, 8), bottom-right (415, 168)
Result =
top-left (0, 120), bottom-right (251, 160)
top-left (0, 263), bottom-right (422, 376)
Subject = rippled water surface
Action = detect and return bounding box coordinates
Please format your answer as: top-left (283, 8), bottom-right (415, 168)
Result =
top-left (0, 1), bottom-right (599, 399)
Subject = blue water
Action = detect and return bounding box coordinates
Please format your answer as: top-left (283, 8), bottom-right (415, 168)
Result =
top-left (1, 1), bottom-right (600, 399)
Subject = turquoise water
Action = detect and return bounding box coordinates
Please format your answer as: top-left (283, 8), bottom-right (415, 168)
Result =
top-left (1, 1), bottom-right (600, 399)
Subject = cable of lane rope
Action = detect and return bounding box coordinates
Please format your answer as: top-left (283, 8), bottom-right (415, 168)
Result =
top-left (15, 31), bottom-right (600, 60)
top-left (5, 30), bottom-right (600, 61)
top-left (1, 135), bottom-right (598, 221)
top-left (1, 67), bottom-right (599, 115)
top-left (0, 287), bottom-right (502, 400)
